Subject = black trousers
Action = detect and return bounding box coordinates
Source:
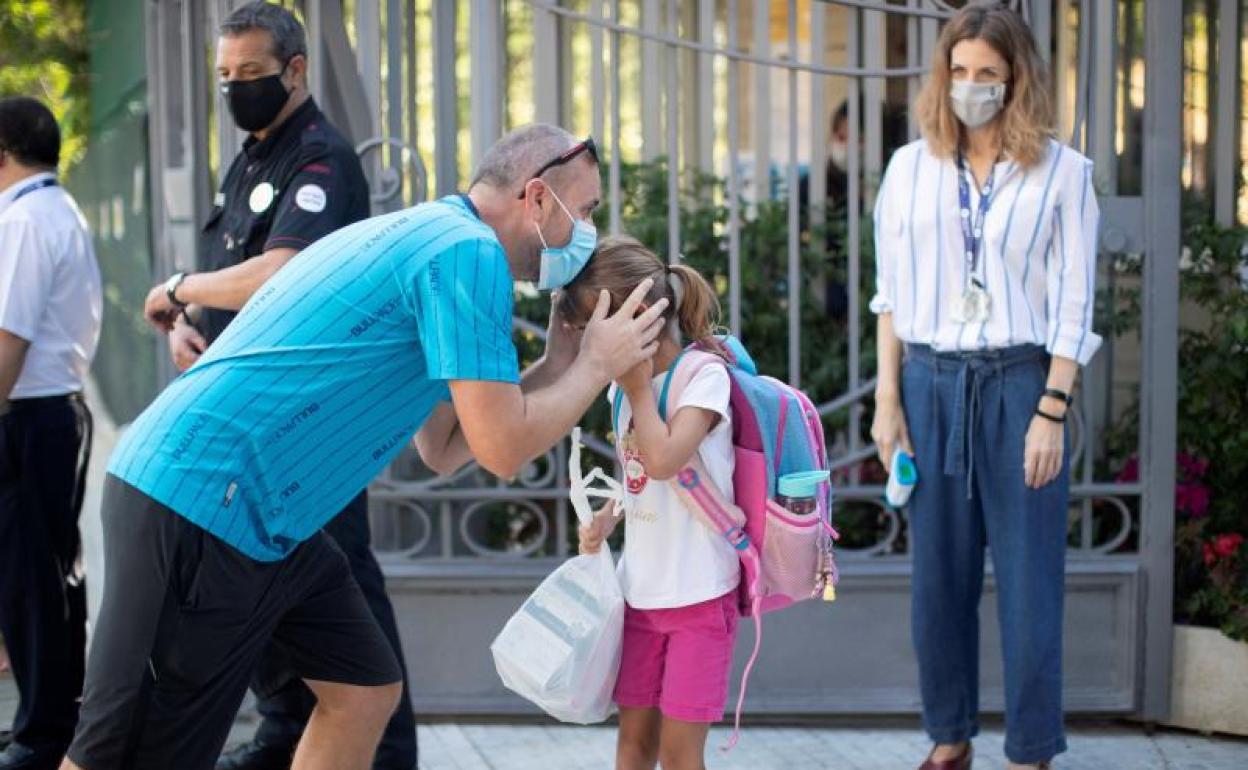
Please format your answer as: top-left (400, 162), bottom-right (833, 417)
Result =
top-left (247, 492), bottom-right (418, 770)
top-left (0, 394), bottom-right (91, 752)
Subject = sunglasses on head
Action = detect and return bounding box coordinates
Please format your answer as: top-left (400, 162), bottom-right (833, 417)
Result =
top-left (518, 136), bottom-right (599, 199)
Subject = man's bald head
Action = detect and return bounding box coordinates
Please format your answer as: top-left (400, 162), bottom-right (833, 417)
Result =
top-left (469, 124), bottom-right (582, 193)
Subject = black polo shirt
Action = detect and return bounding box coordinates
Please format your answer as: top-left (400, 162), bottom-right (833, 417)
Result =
top-left (198, 97), bottom-right (370, 343)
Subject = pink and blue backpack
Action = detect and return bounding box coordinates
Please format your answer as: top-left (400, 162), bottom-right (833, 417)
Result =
top-left (611, 335), bottom-right (839, 747)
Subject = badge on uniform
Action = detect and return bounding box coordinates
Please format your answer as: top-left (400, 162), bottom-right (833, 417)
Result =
top-left (249, 182), bottom-right (276, 213)
top-left (295, 184), bottom-right (327, 213)
top-left (950, 283), bottom-right (992, 324)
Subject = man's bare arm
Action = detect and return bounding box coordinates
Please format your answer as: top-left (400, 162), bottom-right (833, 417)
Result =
top-left (144, 247), bottom-right (299, 329)
top-left (0, 330), bottom-right (31, 408)
top-left (446, 282), bottom-right (668, 479)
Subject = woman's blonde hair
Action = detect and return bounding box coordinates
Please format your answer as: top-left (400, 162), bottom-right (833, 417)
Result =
top-left (556, 235), bottom-right (721, 348)
top-left (914, 1), bottom-right (1055, 169)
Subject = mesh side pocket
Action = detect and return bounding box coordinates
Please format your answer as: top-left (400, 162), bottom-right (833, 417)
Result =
top-left (760, 500), bottom-right (820, 601)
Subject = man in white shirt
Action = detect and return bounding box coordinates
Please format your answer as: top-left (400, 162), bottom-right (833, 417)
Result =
top-left (0, 96), bottom-right (102, 770)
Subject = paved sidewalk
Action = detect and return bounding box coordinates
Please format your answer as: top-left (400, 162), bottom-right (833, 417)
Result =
top-left (413, 720), bottom-right (1246, 769)
top-left (3, 675), bottom-right (1245, 769)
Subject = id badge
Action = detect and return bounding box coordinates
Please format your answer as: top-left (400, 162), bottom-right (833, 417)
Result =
top-left (950, 286), bottom-right (991, 324)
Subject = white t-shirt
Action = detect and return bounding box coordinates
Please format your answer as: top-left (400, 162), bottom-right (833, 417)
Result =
top-left (610, 363), bottom-right (740, 610)
top-left (0, 173), bottom-right (102, 398)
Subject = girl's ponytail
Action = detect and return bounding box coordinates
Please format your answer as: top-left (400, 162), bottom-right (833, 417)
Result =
top-left (666, 263), bottom-right (721, 347)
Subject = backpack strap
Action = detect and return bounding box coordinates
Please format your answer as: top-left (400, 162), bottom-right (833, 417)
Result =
top-left (614, 351), bottom-right (748, 550)
top-left (612, 348), bottom-right (690, 438)
top-left (672, 460), bottom-right (749, 551)
top-left (655, 349), bottom-right (724, 421)
top-left (722, 574), bottom-right (763, 752)
top-left (660, 352), bottom-right (751, 551)
top-left (611, 387), bottom-right (625, 443)
top-left (656, 349), bottom-right (686, 421)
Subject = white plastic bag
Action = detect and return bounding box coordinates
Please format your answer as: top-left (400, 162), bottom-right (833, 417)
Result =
top-left (490, 429), bottom-right (625, 724)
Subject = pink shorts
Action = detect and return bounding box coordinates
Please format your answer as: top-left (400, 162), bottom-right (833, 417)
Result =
top-left (612, 590), bottom-right (740, 723)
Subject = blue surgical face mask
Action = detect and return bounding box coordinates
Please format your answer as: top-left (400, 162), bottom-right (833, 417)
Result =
top-left (535, 188), bottom-right (597, 290)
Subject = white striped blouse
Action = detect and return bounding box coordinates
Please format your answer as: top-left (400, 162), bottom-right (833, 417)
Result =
top-left (870, 137), bottom-right (1102, 366)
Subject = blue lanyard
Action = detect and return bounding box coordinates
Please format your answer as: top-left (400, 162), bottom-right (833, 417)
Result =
top-left (955, 153), bottom-right (996, 289)
top-left (11, 177), bottom-right (58, 203)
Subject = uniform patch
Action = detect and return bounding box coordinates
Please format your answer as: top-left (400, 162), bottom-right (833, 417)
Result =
top-left (295, 184), bottom-right (327, 213)
top-left (249, 182), bottom-right (276, 213)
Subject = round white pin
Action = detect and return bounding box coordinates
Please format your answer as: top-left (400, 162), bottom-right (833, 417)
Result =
top-left (295, 184), bottom-right (327, 213)
top-left (249, 182), bottom-right (276, 213)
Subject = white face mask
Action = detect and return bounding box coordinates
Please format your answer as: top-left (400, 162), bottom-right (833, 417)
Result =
top-left (949, 80), bottom-right (1006, 128)
top-left (568, 427), bottom-right (625, 525)
top-left (828, 141), bottom-right (849, 171)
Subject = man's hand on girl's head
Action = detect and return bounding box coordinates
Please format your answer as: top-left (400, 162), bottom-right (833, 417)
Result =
top-left (578, 280), bottom-right (669, 386)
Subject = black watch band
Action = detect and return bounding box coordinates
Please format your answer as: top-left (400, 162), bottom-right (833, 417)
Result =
top-left (1035, 406), bottom-right (1066, 424)
top-left (1042, 387), bottom-right (1073, 405)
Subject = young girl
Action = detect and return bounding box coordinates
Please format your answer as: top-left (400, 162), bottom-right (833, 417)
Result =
top-left (561, 235), bottom-right (739, 770)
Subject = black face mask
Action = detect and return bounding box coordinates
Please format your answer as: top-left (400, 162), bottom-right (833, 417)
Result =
top-left (221, 64), bottom-right (291, 133)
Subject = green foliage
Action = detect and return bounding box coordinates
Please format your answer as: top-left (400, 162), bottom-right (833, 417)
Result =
top-left (1178, 525), bottom-right (1248, 642)
top-left (1101, 198), bottom-right (1248, 641)
top-left (0, 0), bottom-right (89, 168)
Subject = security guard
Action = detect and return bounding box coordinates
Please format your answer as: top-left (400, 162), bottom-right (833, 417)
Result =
top-left (0, 96), bottom-right (101, 770)
top-left (140, 4), bottom-right (417, 769)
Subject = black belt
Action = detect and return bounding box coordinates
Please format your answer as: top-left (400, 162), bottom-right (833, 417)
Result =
top-left (1, 391), bottom-right (93, 516)
top-left (5, 391), bottom-right (85, 410)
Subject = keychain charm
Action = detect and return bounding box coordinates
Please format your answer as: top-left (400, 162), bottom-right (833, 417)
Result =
top-left (950, 282), bottom-right (992, 324)
top-left (621, 429), bottom-right (649, 495)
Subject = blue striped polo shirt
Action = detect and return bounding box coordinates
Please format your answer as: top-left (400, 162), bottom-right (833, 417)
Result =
top-left (109, 195), bottom-right (519, 561)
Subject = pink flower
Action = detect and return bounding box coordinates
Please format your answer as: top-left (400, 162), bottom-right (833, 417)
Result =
top-left (1177, 452), bottom-right (1210, 481)
top-left (1117, 456), bottom-right (1139, 483)
top-left (1176, 482), bottom-right (1211, 517)
top-left (1204, 542), bottom-right (1218, 566)
top-left (1186, 484), bottom-right (1210, 517)
top-left (1213, 533), bottom-right (1244, 559)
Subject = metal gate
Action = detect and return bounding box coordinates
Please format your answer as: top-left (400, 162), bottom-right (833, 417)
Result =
top-left (143, 0), bottom-right (1183, 720)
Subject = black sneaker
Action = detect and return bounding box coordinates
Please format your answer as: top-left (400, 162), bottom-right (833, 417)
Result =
top-left (215, 740), bottom-right (295, 770)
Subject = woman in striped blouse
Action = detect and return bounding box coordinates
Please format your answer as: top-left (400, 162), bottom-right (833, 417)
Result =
top-left (870, 4), bottom-right (1100, 769)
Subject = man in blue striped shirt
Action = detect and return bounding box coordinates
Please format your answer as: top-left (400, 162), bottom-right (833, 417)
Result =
top-left (62, 125), bottom-right (667, 770)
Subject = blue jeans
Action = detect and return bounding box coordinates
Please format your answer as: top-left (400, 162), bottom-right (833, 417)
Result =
top-left (901, 344), bottom-right (1068, 765)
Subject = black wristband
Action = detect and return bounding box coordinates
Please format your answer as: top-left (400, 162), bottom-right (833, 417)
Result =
top-left (1042, 387), bottom-right (1073, 405)
top-left (1034, 406), bottom-right (1066, 424)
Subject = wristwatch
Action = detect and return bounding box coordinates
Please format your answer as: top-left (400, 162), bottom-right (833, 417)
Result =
top-left (164, 272), bottom-right (189, 308)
